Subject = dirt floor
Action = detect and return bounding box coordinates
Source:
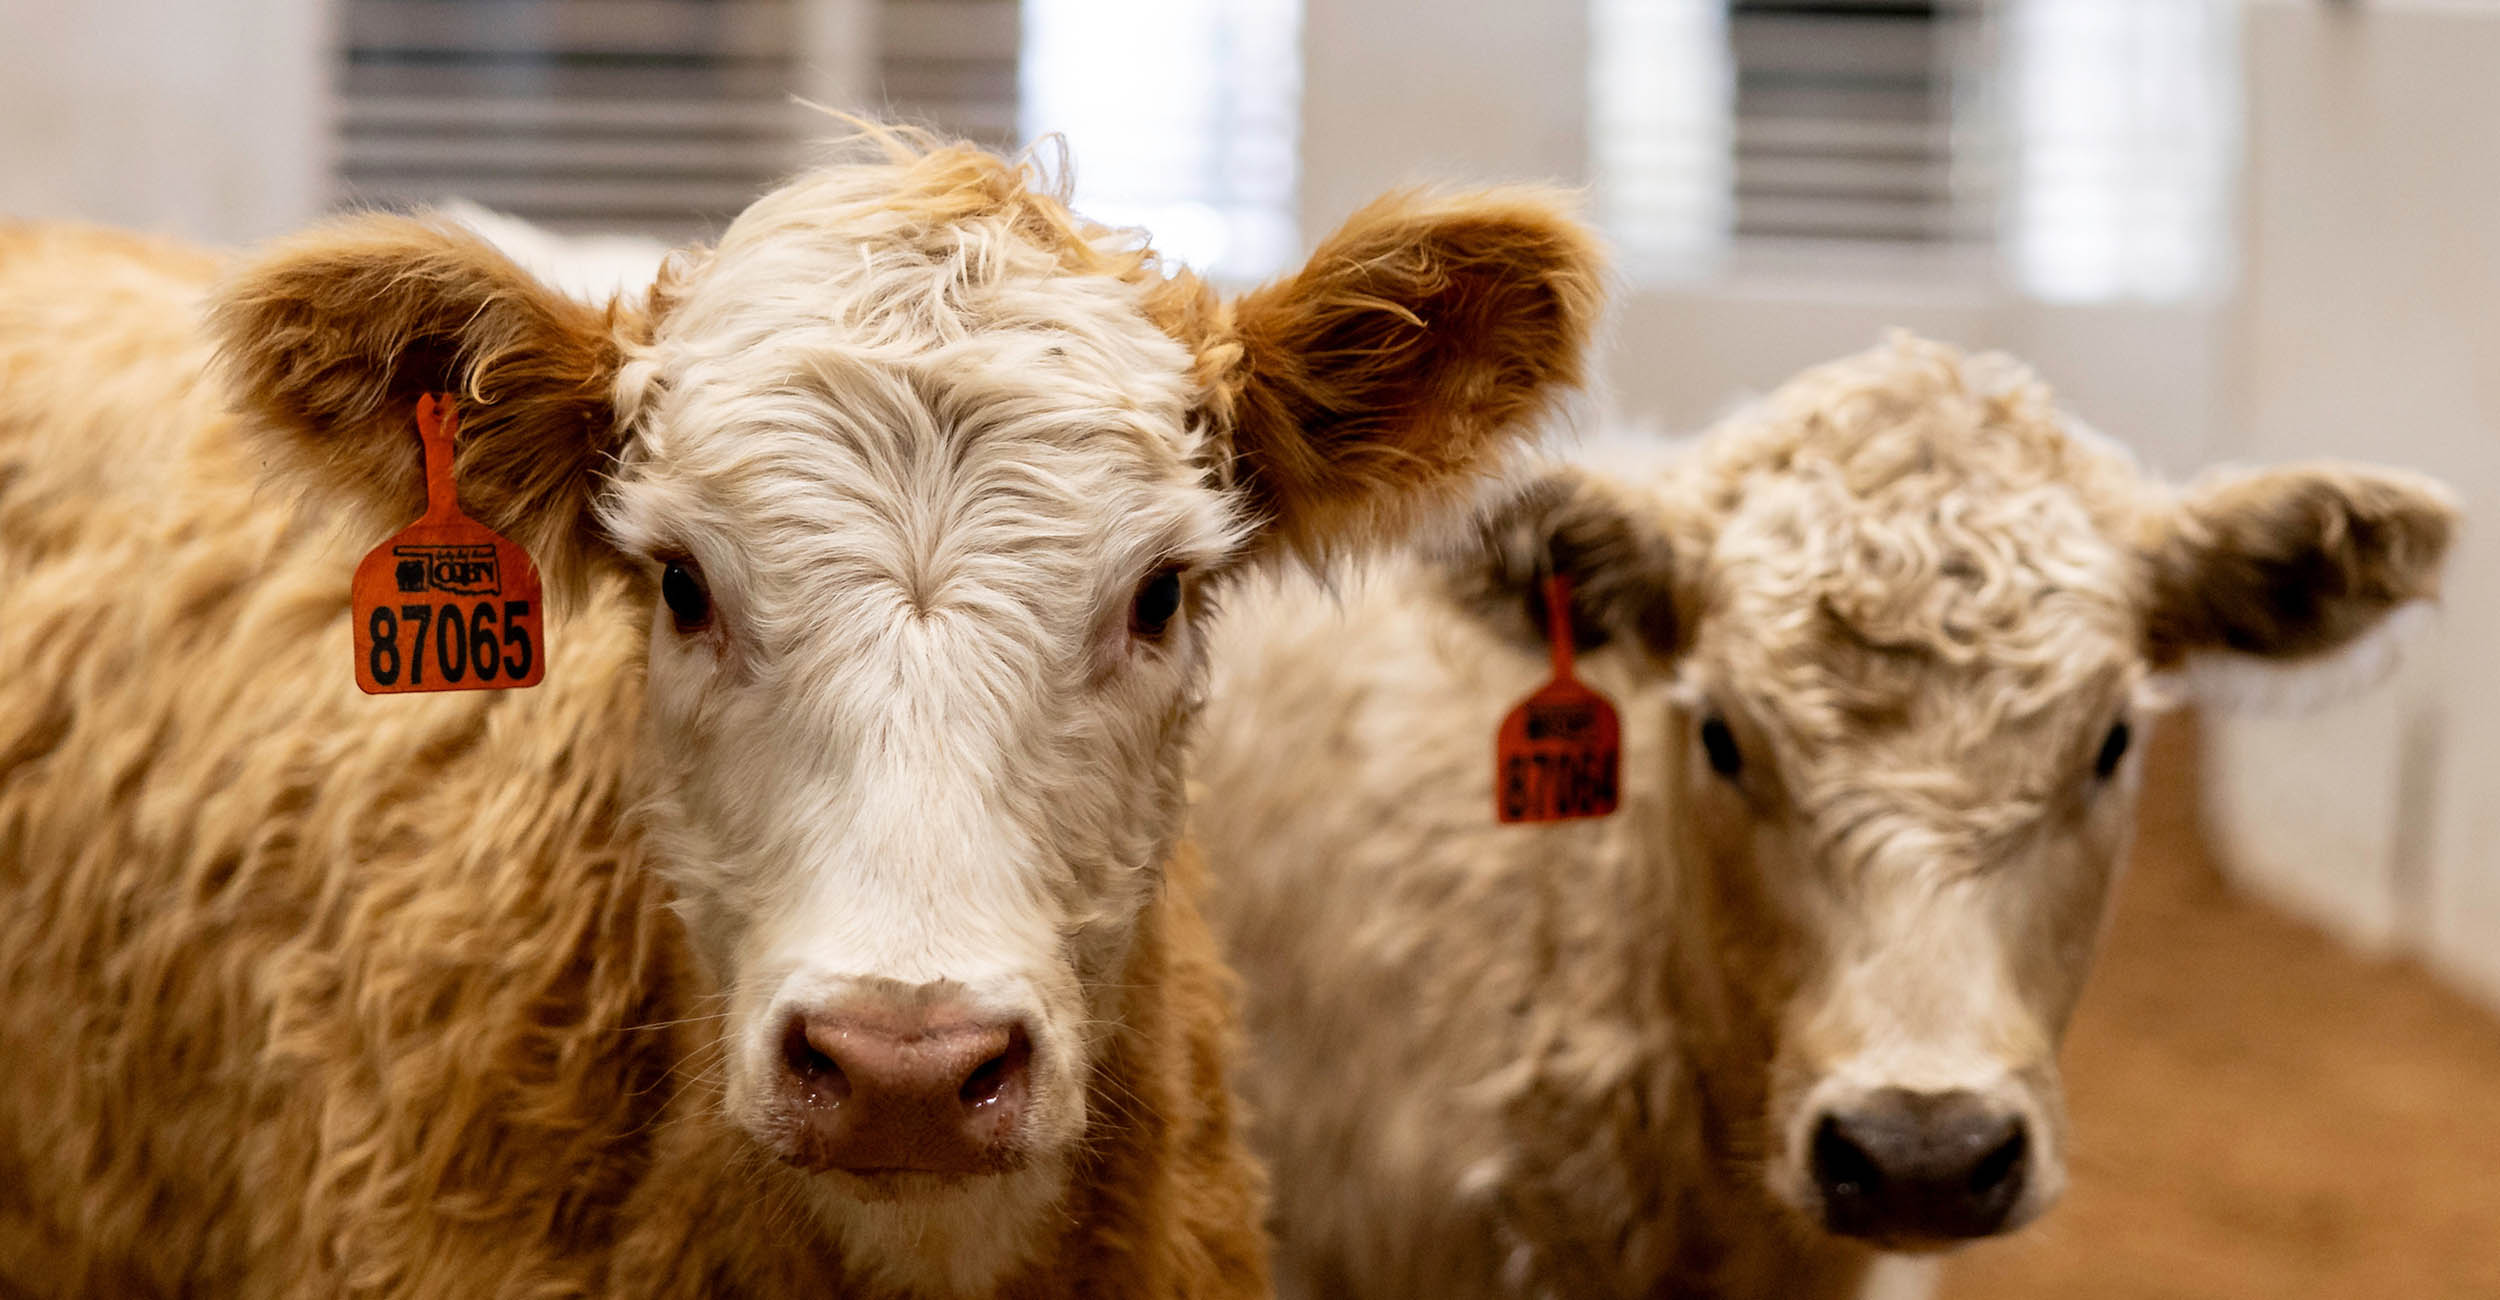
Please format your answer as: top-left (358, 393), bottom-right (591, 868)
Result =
top-left (1941, 718), bottom-right (2500, 1299)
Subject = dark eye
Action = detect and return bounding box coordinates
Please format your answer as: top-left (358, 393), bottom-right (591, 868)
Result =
top-left (1131, 567), bottom-right (1183, 640)
top-left (1699, 714), bottom-right (1743, 780)
top-left (661, 560), bottom-right (710, 631)
top-left (2093, 720), bottom-right (2132, 780)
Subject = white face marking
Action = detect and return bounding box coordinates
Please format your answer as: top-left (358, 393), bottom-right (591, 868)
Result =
top-left (592, 168), bottom-right (1244, 1270)
top-left (1855, 1254), bottom-right (1943, 1300)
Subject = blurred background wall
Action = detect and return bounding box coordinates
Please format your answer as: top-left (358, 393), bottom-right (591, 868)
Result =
top-left (2, 0), bottom-right (2491, 1286)
top-left (2209, 4), bottom-right (2500, 1006)
top-left (0, 0), bottom-right (332, 244)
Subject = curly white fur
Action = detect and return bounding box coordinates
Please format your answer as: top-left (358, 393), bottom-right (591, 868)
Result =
top-left (1196, 334), bottom-right (2455, 1300)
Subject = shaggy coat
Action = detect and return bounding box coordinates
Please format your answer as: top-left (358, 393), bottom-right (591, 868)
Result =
top-left (0, 136), bottom-right (1602, 1298)
top-left (1193, 337), bottom-right (2455, 1300)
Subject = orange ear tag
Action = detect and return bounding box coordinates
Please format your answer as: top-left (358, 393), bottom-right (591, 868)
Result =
top-left (1494, 574), bottom-right (1621, 823)
top-left (351, 395), bottom-right (547, 694)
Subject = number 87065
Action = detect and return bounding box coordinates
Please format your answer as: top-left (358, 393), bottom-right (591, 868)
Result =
top-left (367, 599), bottom-right (534, 687)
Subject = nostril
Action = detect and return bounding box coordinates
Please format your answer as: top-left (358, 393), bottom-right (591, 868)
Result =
top-left (779, 1017), bottom-right (850, 1104)
top-left (764, 1004), bottom-right (1036, 1175)
top-left (959, 1025), bottom-right (1031, 1110)
top-left (1813, 1092), bottom-right (2033, 1243)
top-left (1812, 1113), bottom-right (1882, 1204)
top-left (1969, 1123), bottom-right (2029, 1201)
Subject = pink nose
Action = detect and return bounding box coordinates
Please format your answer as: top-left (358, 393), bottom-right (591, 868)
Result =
top-left (773, 1005), bottom-right (1032, 1176)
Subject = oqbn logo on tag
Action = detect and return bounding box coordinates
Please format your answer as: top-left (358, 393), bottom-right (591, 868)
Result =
top-left (351, 396), bottom-right (547, 694)
top-left (1495, 574), bottom-right (1620, 822)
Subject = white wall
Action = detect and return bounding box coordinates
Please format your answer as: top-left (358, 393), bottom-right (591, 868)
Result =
top-left (0, 0), bottom-right (333, 245)
top-left (1295, 0), bottom-right (2226, 471)
top-left (1298, 0), bottom-right (1588, 242)
top-left (1606, 291), bottom-right (2227, 475)
top-left (2204, 0), bottom-right (2500, 1003)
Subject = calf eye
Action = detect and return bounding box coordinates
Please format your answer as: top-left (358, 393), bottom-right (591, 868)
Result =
top-left (1131, 567), bottom-right (1184, 640)
top-left (2093, 720), bottom-right (2132, 780)
top-left (661, 560), bottom-right (710, 631)
top-left (1699, 714), bottom-right (1743, 780)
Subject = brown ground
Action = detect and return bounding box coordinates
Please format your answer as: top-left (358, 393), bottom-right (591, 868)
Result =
top-left (1942, 717), bottom-right (2500, 1299)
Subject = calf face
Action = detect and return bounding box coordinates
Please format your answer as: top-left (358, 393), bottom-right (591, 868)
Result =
top-left (1453, 337), bottom-right (2451, 1252)
top-left (215, 130), bottom-right (1600, 1268)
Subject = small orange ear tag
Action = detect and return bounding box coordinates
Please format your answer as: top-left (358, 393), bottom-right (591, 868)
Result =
top-left (1495, 574), bottom-right (1620, 823)
top-left (351, 396), bottom-right (547, 694)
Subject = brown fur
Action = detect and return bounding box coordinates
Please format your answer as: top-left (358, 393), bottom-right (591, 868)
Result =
top-left (600, 848), bottom-right (1267, 1300)
top-left (1215, 188), bottom-right (1607, 564)
top-left (1440, 464), bottom-right (1682, 655)
top-left (0, 237), bottom-right (1272, 1296)
top-left (0, 129), bottom-right (1601, 1298)
top-left (2143, 462), bottom-right (2456, 665)
top-left (692, 127), bottom-right (1605, 575)
top-left (214, 142), bottom-right (1601, 587)
top-left (213, 216), bottom-right (633, 597)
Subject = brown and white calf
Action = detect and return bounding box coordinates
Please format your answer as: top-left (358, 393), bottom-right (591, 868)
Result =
top-left (1193, 336), bottom-right (2455, 1300)
top-left (0, 132), bottom-right (1602, 1298)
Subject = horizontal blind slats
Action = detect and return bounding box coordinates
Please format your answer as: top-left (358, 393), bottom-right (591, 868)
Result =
top-left (1729, 1), bottom-right (1975, 248)
top-left (1593, 0), bottom-right (1986, 279)
top-left (346, 1), bottom-right (795, 59)
top-left (879, 0), bottom-right (1020, 149)
top-left (336, 0), bottom-right (806, 236)
top-left (881, 2), bottom-right (1021, 59)
top-left (343, 134), bottom-right (801, 175)
top-left (341, 95), bottom-right (807, 135)
top-left (367, 175), bottom-right (775, 212)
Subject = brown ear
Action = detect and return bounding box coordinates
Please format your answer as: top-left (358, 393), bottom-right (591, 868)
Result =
top-left (211, 213), bottom-right (631, 593)
top-left (1439, 464), bottom-right (1682, 658)
top-left (2142, 462), bottom-right (2457, 664)
top-left (1218, 187), bottom-right (1606, 562)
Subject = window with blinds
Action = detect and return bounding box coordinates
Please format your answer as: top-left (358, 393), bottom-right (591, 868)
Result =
top-left (1727, 0), bottom-right (1991, 251)
top-left (1592, 0), bottom-right (2236, 300)
top-left (337, 0), bottom-right (816, 243)
top-left (881, 0), bottom-right (1022, 149)
top-left (336, 0), bottom-right (1288, 273)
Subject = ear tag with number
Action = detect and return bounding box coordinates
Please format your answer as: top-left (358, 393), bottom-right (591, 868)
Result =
top-left (351, 395), bottom-right (546, 694)
top-left (1494, 574), bottom-right (1621, 823)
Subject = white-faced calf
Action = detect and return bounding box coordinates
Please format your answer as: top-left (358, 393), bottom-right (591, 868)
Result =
top-left (0, 132), bottom-right (1602, 1297)
top-left (1194, 336), bottom-right (2455, 1300)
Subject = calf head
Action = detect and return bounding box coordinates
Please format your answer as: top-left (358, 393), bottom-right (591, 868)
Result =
top-left (216, 130), bottom-right (1600, 1287)
top-left (1451, 336), bottom-right (2452, 1253)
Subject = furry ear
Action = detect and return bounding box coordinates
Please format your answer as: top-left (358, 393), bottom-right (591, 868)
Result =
top-left (2142, 462), bottom-right (2457, 666)
top-left (211, 213), bottom-right (633, 591)
top-left (1440, 465), bottom-right (1682, 657)
top-left (1218, 187), bottom-right (1605, 562)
